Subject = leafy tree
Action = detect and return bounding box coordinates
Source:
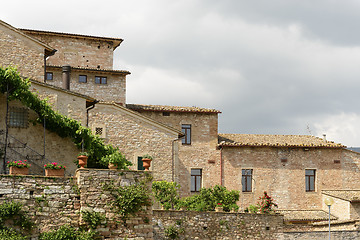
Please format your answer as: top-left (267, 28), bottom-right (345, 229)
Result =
top-left (152, 181), bottom-right (180, 210)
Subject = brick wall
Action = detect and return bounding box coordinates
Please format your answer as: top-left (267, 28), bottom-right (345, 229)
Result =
top-left (153, 210), bottom-right (284, 239)
top-left (0, 24), bottom-right (44, 81)
top-left (222, 146), bottom-right (360, 211)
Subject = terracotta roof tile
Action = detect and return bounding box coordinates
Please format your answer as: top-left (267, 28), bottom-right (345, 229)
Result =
top-left (277, 210), bottom-right (337, 221)
top-left (322, 190), bottom-right (360, 202)
top-left (126, 104), bottom-right (221, 114)
top-left (218, 134), bottom-right (345, 148)
top-left (47, 65), bottom-right (130, 75)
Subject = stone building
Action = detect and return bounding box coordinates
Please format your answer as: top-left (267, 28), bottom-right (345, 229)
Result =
top-left (1, 19), bottom-right (360, 222)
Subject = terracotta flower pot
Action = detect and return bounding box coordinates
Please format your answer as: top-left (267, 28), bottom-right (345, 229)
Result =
top-left (108, 163), bottom-right (118, 170)
top-left (215, 207), bottom-right (223, 212)
top-left (45, 168), bottom-right (65, 177)
top-left (142, 158), bottom-right (152, 171)
top-left (77, 155), bottom-right (88, 169)
top-left (9, 166), bottom-right (29, 175)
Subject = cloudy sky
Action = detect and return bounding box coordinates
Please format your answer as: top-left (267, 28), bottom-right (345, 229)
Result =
top-left (2, 0), bottom-right (360, 146)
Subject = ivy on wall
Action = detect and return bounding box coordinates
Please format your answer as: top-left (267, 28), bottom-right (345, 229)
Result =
top-left (0, 67), bottom-right (131, 169)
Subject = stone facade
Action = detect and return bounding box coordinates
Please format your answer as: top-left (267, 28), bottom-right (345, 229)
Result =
top-left (0, 21), bottom-right (54, 81)
top-left (127, 107), bottom-right (221, 196)
top-left (89, 102), bottom-right (181, 182)
top-left (0, 94), bottom-right (79, 175)
top-left (221, 145), bottom-right (360, 211)
top-left (153, 210), bottom-right (284, 240)
top-left (0, 169), bottom-right (153, 239)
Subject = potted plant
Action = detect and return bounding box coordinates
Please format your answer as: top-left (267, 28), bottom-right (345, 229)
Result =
top-left (141, 154), bottom-right (153, 171)
top-left (100, 151), bottom-right (127, 170)
top-left (7, 160), bottom-right (31, 175)
top-left (44, 162), bottom-right (66, 177)
top-left (215, 203), bottom-right (223, 212)
top-left (77, 152), bottom-right (88, 169)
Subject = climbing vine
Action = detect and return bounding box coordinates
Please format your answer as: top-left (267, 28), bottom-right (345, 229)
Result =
top-left (0, 66), bottom-right (131, 169)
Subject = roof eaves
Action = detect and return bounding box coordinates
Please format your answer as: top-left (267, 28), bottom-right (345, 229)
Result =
top-left (126, 104), bottom-right (221, 114)
top-left (47, 65), bottom-right (131, 75)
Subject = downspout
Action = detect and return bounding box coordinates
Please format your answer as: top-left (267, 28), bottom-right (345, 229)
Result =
top-left (220, 145), bottom-right (223, 186)
top-left (44, 49), bottom-right (56, 83)
top-left (172, 136), bottom-right (182, 182)
top-left (86, 100), bottom-right (99, 128)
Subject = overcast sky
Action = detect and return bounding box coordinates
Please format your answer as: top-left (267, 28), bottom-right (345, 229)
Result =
top-left (2, 0), bottom-right (360, 146)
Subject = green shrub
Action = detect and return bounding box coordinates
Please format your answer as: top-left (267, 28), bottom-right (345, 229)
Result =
top-left (81, 210), bottom-right (106, 229)
top-left (152, 181), bottom-right (180, 210)
top-left (39, 225), bottom-right (98, 240)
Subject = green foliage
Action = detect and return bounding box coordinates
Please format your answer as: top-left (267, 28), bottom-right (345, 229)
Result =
top-left (7, 160), bottom-right (31, 168)
top-left (141, 154), bottom-right (153, 160)
top-left (81, 210), bottom-right (106, 229)
top-left (103, 179), bottom-right (152, 223)
top-left (44, 162), bottom-right (66, 169)
top-left (39, 225), bottom-right (99, 240)
top-left (178, 185), bottom-right (240, 212)
top-left (152, 181), bottom-right (180, 210)
top-left (100, 151), bottom-right (128, 169)
top-left (0, 201), bottom-right (32, 239)
top-left (164, 224), bottom-right (184, 239)
top-left (0, 66), bottom-right (131, 169)
top-left (246, 204), bottom-right (259, 213)
top-left (257, 191), bottom-right (278, 213)
top-left (0, 228), bottom-right (27, 240)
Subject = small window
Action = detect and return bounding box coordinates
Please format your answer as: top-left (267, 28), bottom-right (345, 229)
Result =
top-left (163, 112), bottom-right (170, 116)
top-left (191, 169), bottom-right (202, 192)
top-left (182, 124), bottom-right (191, 145)
top-left (137, 156), bottom-right (145, 171)
top-left (95, 76), bottom-right (107, 84)
top-left (92, 125), bottom-right (106, 138)
top-left (79, 75), bottom-right (87, 83)
top-left (46, 72), bottom-right (53, 80)
top-left (242, 169), bottom-right (252, 192)
top-left (8, 107), bottom-right (28, 128)
top-left (95, 127), bottom-right (103, 136)
top-left (305, 169), bottom-right (316, 192)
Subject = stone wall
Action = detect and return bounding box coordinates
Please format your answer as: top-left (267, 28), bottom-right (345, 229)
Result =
top-left (283, 231), bottom-right (360, 240)
top-left (22, 31), bottom-right (116, 69)
top-left (130, 110), bottom-right (221, 197)
top-left (0, 23), bottom-right (45, 81)
top-left (0, 169), bottom-right (153, 239)
top-left (221, 146), bottom-right (360, 211)
top-left (0, 94), bottom-right (79, 175)
top-left (153, 210), bottom-right (284, 240)
top-left (89, 103), bottom-right (179, 183)
top-left (45, 66), bottom-right (128, 104)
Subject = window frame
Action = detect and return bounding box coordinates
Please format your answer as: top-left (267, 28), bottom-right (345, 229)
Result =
top-left (182, 124), bottom-right (191, 145)
top-left (46, 72), bottom-right (53, 81)
top-left (79, 75), bottom-right (87, 83)
top-left (191, 169), bottom-right (202, 192)
top-left (242, 169), bottom-right (253, 192)
top-left (95, 76), bottom-right (107, 84)
top-left (305, 169), bottom-right (316, 192)
top-left (8, 107), bottom-right (28, 128)
top-left (137, 156), bottom-right (145, 171)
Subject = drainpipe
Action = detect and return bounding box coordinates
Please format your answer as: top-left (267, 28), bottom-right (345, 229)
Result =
top-left (86, 100), bottom-right (99, 128)
top-left (220, 145), bottom-right (223, 186)
top-left (44, 49), bottom-right (56, 83)
top-left (172, 136), bottom-right (182, 182)
top-left (62, 65), bottom-right (71, 90)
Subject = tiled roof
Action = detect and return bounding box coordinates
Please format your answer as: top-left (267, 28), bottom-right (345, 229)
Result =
top-left (47, 65), bottom-right (130, 75)
top-left (277, 210), bottom-right (337, 221)
top-left (218, 134), bottom-right (345, 148)
top-left (20, 29), bottom-right (123, 49)
top-left (322, 190), bottom-right (360, 202)
top-left (126, 104), bottom-right (221, 114)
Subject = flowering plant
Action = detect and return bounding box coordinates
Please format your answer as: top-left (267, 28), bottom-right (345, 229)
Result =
top-left (217, 203), bottom-right (222, 206)
top-left (44, 162), bottom-right (66, 170)
top-left (257, 191), bottom-right (278, 214)
top-left (7, 160), bottom-right (31, 168)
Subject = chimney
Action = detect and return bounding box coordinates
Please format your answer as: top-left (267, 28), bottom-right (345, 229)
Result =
top-left (323, 134), bottom-right (327, 142)
top-left (62, 65), bottom-right (71, 90)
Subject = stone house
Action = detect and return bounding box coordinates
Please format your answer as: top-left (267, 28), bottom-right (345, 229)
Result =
top-left (2, 19), bottom-right (360, 222)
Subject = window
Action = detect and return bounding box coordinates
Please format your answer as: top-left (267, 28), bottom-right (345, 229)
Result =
top-left (305, 169), bottom-right (316, 192)
top-left (191, 169), bottom-right (202, 192)
top-left (242, 169), bottom-right (252, 192)
top-left (95, 127), bottom-right (103, 136)
top-left (137, 156), bottom-right (145, 171)
top-left (182, 124), bottom-right (191, 145)
top-left (46, 72), bottom-right (53, 80)
top-left (95, 76), bottom-right (107, 84)
top-left (79, 75), bottom-right (87, 83)
top-left (162, 112), bottom-right (170, 116)
top-left (92, 125), bottom-right (106, 138)
top-left (8, 107), bottom-right (28, 128)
